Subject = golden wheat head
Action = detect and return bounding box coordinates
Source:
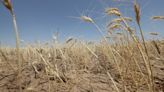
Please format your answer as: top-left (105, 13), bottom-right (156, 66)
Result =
top-left (105, 8), bottom-right (121, 16)
top-left (2, 0), bottom-right (13, 13)
top-left (80, 16), bottom-right (94, 23)
top-left (134, 1), bottom-right (140, 24)
top-left (108, 17), bottom-right (132, 27)
top-left (152, 16), bottom-right (164, 20)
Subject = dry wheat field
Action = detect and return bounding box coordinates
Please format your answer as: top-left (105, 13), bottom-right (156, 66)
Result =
top-left (0, 0), bottom-right (164, 92)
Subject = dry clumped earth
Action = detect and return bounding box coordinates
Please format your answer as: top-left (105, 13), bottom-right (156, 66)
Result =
top-left (0, 41), bottom-right (164, 92)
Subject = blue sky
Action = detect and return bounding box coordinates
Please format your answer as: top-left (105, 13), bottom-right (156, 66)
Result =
top-left (0, 0), bottom-right (164, 46)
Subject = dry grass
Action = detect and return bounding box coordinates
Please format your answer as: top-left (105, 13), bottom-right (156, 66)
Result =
top-left (0, 41), bottom-right (164, 92)
top-left (0, 0), bottom-right (164, 92)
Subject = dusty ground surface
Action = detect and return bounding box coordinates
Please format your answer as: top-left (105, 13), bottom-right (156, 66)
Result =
top-left (0, 41), bottom-right (164, 92)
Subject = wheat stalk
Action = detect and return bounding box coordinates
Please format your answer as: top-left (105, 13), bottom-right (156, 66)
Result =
top-left (107, 72), bottom-right (120, 92)
top-left (79, 14), bottom-right (127, 91)
top-left (2, 0), bottom-right (21, 69)
top-left (105, 5), bottom-right (154, 92)
top-left (2, 0), bottom-right (22, 92)
top-left (134, 1), bottom-right (155, 91)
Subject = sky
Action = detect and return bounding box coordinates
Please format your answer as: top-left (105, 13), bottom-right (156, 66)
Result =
top-left (0, 0), bottom-right (164, 46)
